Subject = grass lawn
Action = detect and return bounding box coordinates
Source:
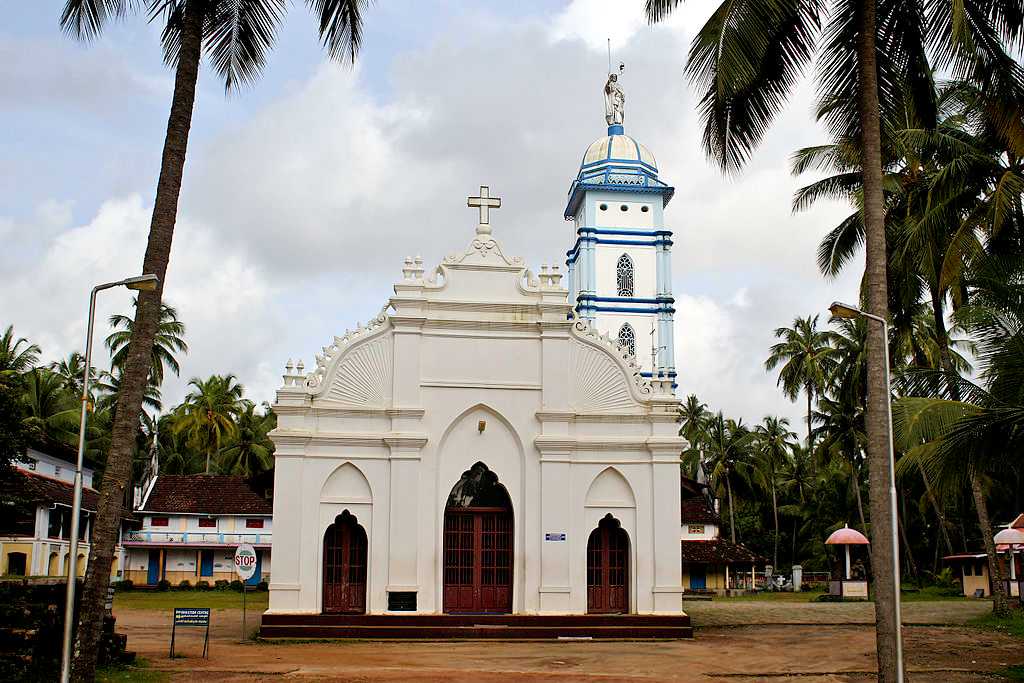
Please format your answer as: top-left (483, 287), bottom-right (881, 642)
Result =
top-left (968, 610), bottom-right (1024, 680)
top-left (716, 590), bottom-right (825, 602)
top-left (713, 586), bottom-right (968, 603)
top-left (969, 609), bottom-right (1024, 640)
top-left (113, 590), bottom-right (269, 611)
top-left (98, 658), bottom-right (168, 683)
top-left (898, 585), bottom-right (968, 602)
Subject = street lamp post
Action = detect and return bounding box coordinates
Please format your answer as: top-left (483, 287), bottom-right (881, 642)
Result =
top-left (829, 300), bottom-right (903, 683)
top-left (60, 274), bottom-right (159, 683)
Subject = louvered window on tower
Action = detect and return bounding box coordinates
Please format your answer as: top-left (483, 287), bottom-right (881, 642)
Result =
top-left (618, 323), bottom-right (636, 358)
top-left (616, 254), bottom-right (634, 297)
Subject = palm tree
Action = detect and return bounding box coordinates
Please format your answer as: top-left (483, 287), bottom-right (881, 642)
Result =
top-left (766, 315), bottom-right (836, 452)
top-left (60, 2), bottom-right (372, 674)
top-left (21, 368), bottom-right (79, 444)
top-left (106, 299), bottom-right (187, 388)
top-left (645, 1), bottom-right (1024, 675)
top-left (777, 444), bottom-right (815, 564)
top-left (813, 396), bottom-right (867, 529)
top-left (701, 412), bottom-right (753, 544)
top-left (173, 374), bottom-right (244, 474)
top-left (753, 416), bottom-right (797, 568)
top-left (0, 325), bottom-right (40, 376)
top-left (679, 394), bottom-right (709, 478)
top-left (95, 368), bottom-right (162, 413)
top-left (48, 351), bottom-right (96, 398)
top-left (895, 256), bottom-right (1024, 616)
top-left (219, 402), bottom-right (275, 477)
top-left (802, 80), bottom-right (1019, 615)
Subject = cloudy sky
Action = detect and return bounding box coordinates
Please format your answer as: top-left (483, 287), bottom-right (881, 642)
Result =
top-left (3, 0), bottom-right (859, 429)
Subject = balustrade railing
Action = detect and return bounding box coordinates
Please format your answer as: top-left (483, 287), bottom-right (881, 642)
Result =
top-left (124, 530), bottom-right (270, 546)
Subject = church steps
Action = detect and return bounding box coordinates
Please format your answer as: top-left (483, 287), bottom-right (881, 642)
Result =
top-left (259, 614), bottom-right (693, 640)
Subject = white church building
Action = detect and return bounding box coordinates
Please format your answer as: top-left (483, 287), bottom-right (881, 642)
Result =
top-left (265, 80), bottom-right (690, 626)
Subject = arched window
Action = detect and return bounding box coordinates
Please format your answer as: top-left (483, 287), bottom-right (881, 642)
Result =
top-left (618, 324), bottom-right (636, 358)
top-left (616, 254), bottom-right (634, 297)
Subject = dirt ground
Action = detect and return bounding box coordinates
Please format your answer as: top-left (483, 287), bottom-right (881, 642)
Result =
top-left (113, 602), bottom-right (1022, 682)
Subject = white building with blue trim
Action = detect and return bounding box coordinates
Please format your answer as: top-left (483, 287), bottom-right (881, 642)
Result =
top-left (565, 120), bottom-right (676, 382)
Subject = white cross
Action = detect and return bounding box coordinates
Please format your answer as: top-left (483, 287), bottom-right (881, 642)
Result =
top-left (468, 185), bottom-right (501, 225)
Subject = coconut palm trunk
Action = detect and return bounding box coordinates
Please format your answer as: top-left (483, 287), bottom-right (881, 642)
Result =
top-left (725, 472), bottom-right (736, 545)
top-left (971, 473), bottom-right (1010, 615)
top-left (852, 462), bottom-right (866, 530)
top-left (806, 384), bottom-right (814, 453)
top-left (72, 6), bottom-right (203, 681)
top-left (917, 460), bottom-right (953, 556)
top-left (770, 474), bottom-right (779, 569)
top-left (855, 1), bottom-right (901, 680)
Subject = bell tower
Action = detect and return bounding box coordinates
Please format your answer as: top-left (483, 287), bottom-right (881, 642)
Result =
top-left (564, 78), bottom-right (676, 381)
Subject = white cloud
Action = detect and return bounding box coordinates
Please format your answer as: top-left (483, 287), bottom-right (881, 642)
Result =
top-left (2, 195), bottom-right (276, 408)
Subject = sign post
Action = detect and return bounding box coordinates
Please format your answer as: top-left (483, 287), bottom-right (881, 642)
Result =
top-left (234, 544), bottom-right (257, 642)
top-left (170, 607), bottom-right (210, 658)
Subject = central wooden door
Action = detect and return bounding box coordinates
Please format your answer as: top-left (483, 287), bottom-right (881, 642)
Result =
top-left (443, 507), bottom-right (513, 613)
top-left (322, 511), bottom-right (367, 614)
top-left (587, 515), bottom-right (629, 613)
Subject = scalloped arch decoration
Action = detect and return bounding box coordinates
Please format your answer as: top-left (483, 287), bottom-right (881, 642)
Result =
top-left (570, 342), bottom-right (636, 412)
top-left (325, 336), bottom-right (393, 406)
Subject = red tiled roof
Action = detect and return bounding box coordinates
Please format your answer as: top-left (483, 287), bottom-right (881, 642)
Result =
top-left (681, 495), bottom-right (720, 524)
top-left (680, 473), bottom-right (719, 524)
top-left (141, 475), bottom-right (273, 515)
top-left (680, 539), bottom-right (765, 564)
top-left (0, 468), bottom-right (100, 511)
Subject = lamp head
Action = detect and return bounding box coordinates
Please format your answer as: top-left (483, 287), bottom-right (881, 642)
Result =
top-left (829, 301), bottom-right (862, 320)
top-left (124, 274), bottom-right (159, 292)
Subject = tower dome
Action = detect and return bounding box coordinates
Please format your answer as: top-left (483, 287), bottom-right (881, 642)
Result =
top-left (565, 125), bottom-right (673, 219)
top-left (581, 132), bottom-right (658, 172)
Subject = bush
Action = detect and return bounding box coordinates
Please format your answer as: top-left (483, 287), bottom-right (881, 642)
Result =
top-left (156, 579), bottom-right (171, 592)
top-left (214, 580), bottom-right (230, 591)
top-left (112, 580), bottom-right (133, 592)
top-left (257, 581), bottom-right (269, 592)
top-left (195, 580), bottom-right (211, 591)
top-left (177, 580), bottom-right (192, 590)
top-left (229, 580), bottom-right (244, 592)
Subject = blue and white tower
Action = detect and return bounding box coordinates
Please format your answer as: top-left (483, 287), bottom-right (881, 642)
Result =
top-left (564, 78), bottom-right (676, 381)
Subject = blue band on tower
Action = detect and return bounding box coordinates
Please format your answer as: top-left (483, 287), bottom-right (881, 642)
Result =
top-left (607, 124), bottom-right (624, 135)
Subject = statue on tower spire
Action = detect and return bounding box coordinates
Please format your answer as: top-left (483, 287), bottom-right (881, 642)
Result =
top-left (604, 64), bottom-right (625, 127)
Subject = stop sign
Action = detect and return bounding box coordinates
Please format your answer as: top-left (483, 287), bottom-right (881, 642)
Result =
top-left (234, 544), bottom-right (257, 581)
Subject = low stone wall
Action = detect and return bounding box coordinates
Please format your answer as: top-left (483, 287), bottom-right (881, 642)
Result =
top-left (0, 578), bottom-right (130, 681)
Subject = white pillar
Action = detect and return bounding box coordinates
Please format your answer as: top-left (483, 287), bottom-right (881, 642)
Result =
top-left (844, 545), bottom-right (851, 580)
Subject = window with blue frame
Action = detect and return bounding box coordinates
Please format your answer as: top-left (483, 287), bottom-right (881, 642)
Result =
top-left (616, 254), bottom-right (634, 297)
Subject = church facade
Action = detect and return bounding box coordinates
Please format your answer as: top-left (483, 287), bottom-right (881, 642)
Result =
top-left (267, 106), bottom-right (686, 617)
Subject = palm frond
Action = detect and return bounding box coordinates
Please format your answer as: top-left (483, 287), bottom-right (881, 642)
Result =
top-left (816, 211), bottom-right (864, 277)
top-left (206, 0), bottom-right (287, 92)
top-left (306, 0), bottom-right (369, 64)
top-left (60, 0), bottom-right (137, 40)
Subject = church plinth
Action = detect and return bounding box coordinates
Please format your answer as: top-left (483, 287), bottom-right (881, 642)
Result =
top-left (260, 612), bottom-right (693, 640)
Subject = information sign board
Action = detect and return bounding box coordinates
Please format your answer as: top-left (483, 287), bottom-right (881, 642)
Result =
top-left (544, 533), bottom-right (566, 542)
top-left (169, 607), bottom-right (210, 658)
top-left (173, 608), bottom-right (210, 626)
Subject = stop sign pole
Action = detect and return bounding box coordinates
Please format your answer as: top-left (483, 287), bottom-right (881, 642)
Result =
top-left (234, 544), bottom-right (257, 642)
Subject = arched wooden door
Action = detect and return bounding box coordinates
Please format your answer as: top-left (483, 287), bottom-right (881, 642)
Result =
top-left (587, 514), bottom-right (629, 614)
top-left (443, 462), bottom-right (513, 614)
top-left (322, 510), bottom-right (367, 614)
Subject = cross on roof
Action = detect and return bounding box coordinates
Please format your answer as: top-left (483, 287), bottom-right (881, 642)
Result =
top-left (468, 185), bottom-right (501, 226)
